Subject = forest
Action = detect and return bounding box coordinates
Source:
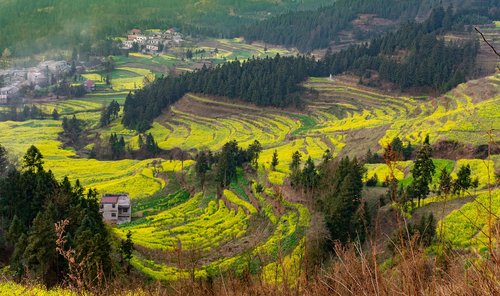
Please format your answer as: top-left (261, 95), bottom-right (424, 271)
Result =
top-left (243, 0), bottom-right (499, 51)
top-left (123, 7), bottom-right (481, 131)
top-left (0, 146), bottom-right (112, 287)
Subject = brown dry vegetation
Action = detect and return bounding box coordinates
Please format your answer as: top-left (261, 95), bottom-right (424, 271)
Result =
top-left (82, 229), bottom-right (500, 296)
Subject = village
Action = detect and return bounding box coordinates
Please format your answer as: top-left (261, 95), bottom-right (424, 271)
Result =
top-left (0, 60), bottom-right (72, 104)
top-left (121, 28), bottom-right (184, 54)
top-left (0, 27), bottom-right (186, 106)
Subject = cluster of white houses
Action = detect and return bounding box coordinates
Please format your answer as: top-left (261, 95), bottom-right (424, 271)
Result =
top-left (121, 28), bottom-right (184, 54)
top-left (0, 60), bottom-right (70, 104)
top-left (99, 193), bottom-right (132, 224)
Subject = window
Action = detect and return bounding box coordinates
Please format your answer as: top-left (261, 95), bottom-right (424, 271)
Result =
top-left (112, 204), bottom-right (116, 208)
top-left (123, 208), bottom-right (128, 213)
top-left (111, 213), bottom-right (116, 217)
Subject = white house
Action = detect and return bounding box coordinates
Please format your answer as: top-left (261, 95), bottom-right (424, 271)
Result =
top-left (99, 194), bottom-right (132, 224)
top-left (27, 69), bottom-right (48, 86)
top-left (39, 60), bottom-right (70, 76)
top-left (0, 85), bottom-right (20, 103)
top-left (135, 35), bottom-right (147, 44)
top-left (146, 44), bottom-right (159, 52)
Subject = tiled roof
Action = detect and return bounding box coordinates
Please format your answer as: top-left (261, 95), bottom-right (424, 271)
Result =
top-left (101, 195), bottom-right (119, 204)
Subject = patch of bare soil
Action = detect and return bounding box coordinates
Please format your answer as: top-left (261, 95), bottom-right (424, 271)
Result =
top-left (339, 125), bottom-right (391, 158)
top-left (352, 14), bottom-right (398, 32)
top-left (449, 75), bottom-right (500, 104)
top-left (411, 196), bottom-right (476, 223)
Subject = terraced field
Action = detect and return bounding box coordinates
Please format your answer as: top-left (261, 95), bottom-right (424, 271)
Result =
top-left (0, 119), bottom-right (183, 199)
top-left (304, 75), bottom-right (499, 150)
top-left (115, 184), bottom-right (310, 284)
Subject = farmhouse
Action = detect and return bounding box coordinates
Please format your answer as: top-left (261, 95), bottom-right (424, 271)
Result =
top-left (84, 80), bottom-right (96, 92)
top-left (99, 194), bottom-right (131, 224)
top-left (146, 44), bottom-right (159, 52)
top-left (27, 69), bottom-right (48, 86)
top-left (0, 85), bottom-right (20, 103)
top-left (122, 40), bottom-right (134, 49)
top-left (39, 60), bottom-right (70, 76)
top-left (129, 28), bottom-right (142, 35)
top-left (135, 35), bottom-right (148, 44)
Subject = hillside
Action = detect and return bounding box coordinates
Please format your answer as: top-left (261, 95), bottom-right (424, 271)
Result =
top-left (0, 69), bottom-right (498, 294)
top-left (0, 0), bottom-right (330, 55)
top-left (243, 0), bottom-right (499, 51)
top-left (0, 2), bottom-right (499, 295)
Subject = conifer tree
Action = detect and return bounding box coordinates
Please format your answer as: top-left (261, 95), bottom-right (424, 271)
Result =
top-left (438, 167), bottom-right (452, 196)
top-left (271, 149), bottom-right (279, 171)
top-left (453, 164), bottom-right (472, 196)
top-left (411, 135), bottom-right (435, 207)
top-left (120, 231), bottom-right (134, 275)
top-left (301, 157), bottom-right (318, 190)
top-left (195, 151), bottom-right (210, 189)
top-left (51, 109), bottom-right (59, 120)
top-left (0, 144), bottom-right (9, 177)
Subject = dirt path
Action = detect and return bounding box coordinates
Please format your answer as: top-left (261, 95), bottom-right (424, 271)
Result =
top-left (411, 196), bottom-right (476, 223)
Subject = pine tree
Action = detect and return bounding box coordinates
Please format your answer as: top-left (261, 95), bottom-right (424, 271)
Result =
top-left (271, 150), bottom-right (279, 171)
top-left (120, 231), bottom-right (134, 275)
top-left (22, 145), bottom-right (44, 172)
top-left (289, 151), bottom-right (302, 187)
top-left (195, 151), bottom-right (210, 189)
top-left (453, 164), bottom-right (472, 196)
top-left (7, 215), bottom-right (23, 243)
top-left (323, 149), bottom-right (333, 163)
top-left (51, 109), bottom-right (59, 120)
top-left (390, 137), bottom-right (404, 160)
top-left (0, 144), bottom-right (9, 177)
top-left (411, 135), bottom-right (435, 207)
top-left (323, 160), bottom-right (364, 245)
top-left (247, 140), bottom-right (262, 169)
top-left (290, 151), bottom-right (302, 171)
top-left (438, 167), bottom-right (452, 196)
top-left (23, 206), bottom-right (57, 282)
top-left (301, 157), bottom-right (318, 190)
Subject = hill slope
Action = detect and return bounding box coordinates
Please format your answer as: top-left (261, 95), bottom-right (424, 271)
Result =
top-left (0, 0), bottom-right (330, 55)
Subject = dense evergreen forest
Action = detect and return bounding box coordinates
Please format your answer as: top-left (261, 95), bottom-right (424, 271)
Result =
top-left (319, 7), bottom-right (480, 91)
top-left (243, 0), bottom-right (422, 51)
top-left (0, 146), bottom-right (112, 287)
top-left (243, 0), bottom-right (499, 51)
top-left (0, 0), bottom-right (330, 56)
top-left (123, 7), bottom-right (481, 131)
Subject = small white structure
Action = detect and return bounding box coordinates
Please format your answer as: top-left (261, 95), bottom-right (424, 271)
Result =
top-left (100, 194), bottom-right (131, 224)
top-left (27, 69), bottom-right (48, 86)
top-left (0, 85), bottom-right (20, 103)
top-left (146, 44), bottom-right (159, 52)
top-left (134, 35), bottom-right (147, 44)
top-left (39, 60), bottom-right (70, 76)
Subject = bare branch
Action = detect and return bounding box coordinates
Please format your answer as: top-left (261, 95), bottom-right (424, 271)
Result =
top-left (475, 27), bottom-right (500, 58)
